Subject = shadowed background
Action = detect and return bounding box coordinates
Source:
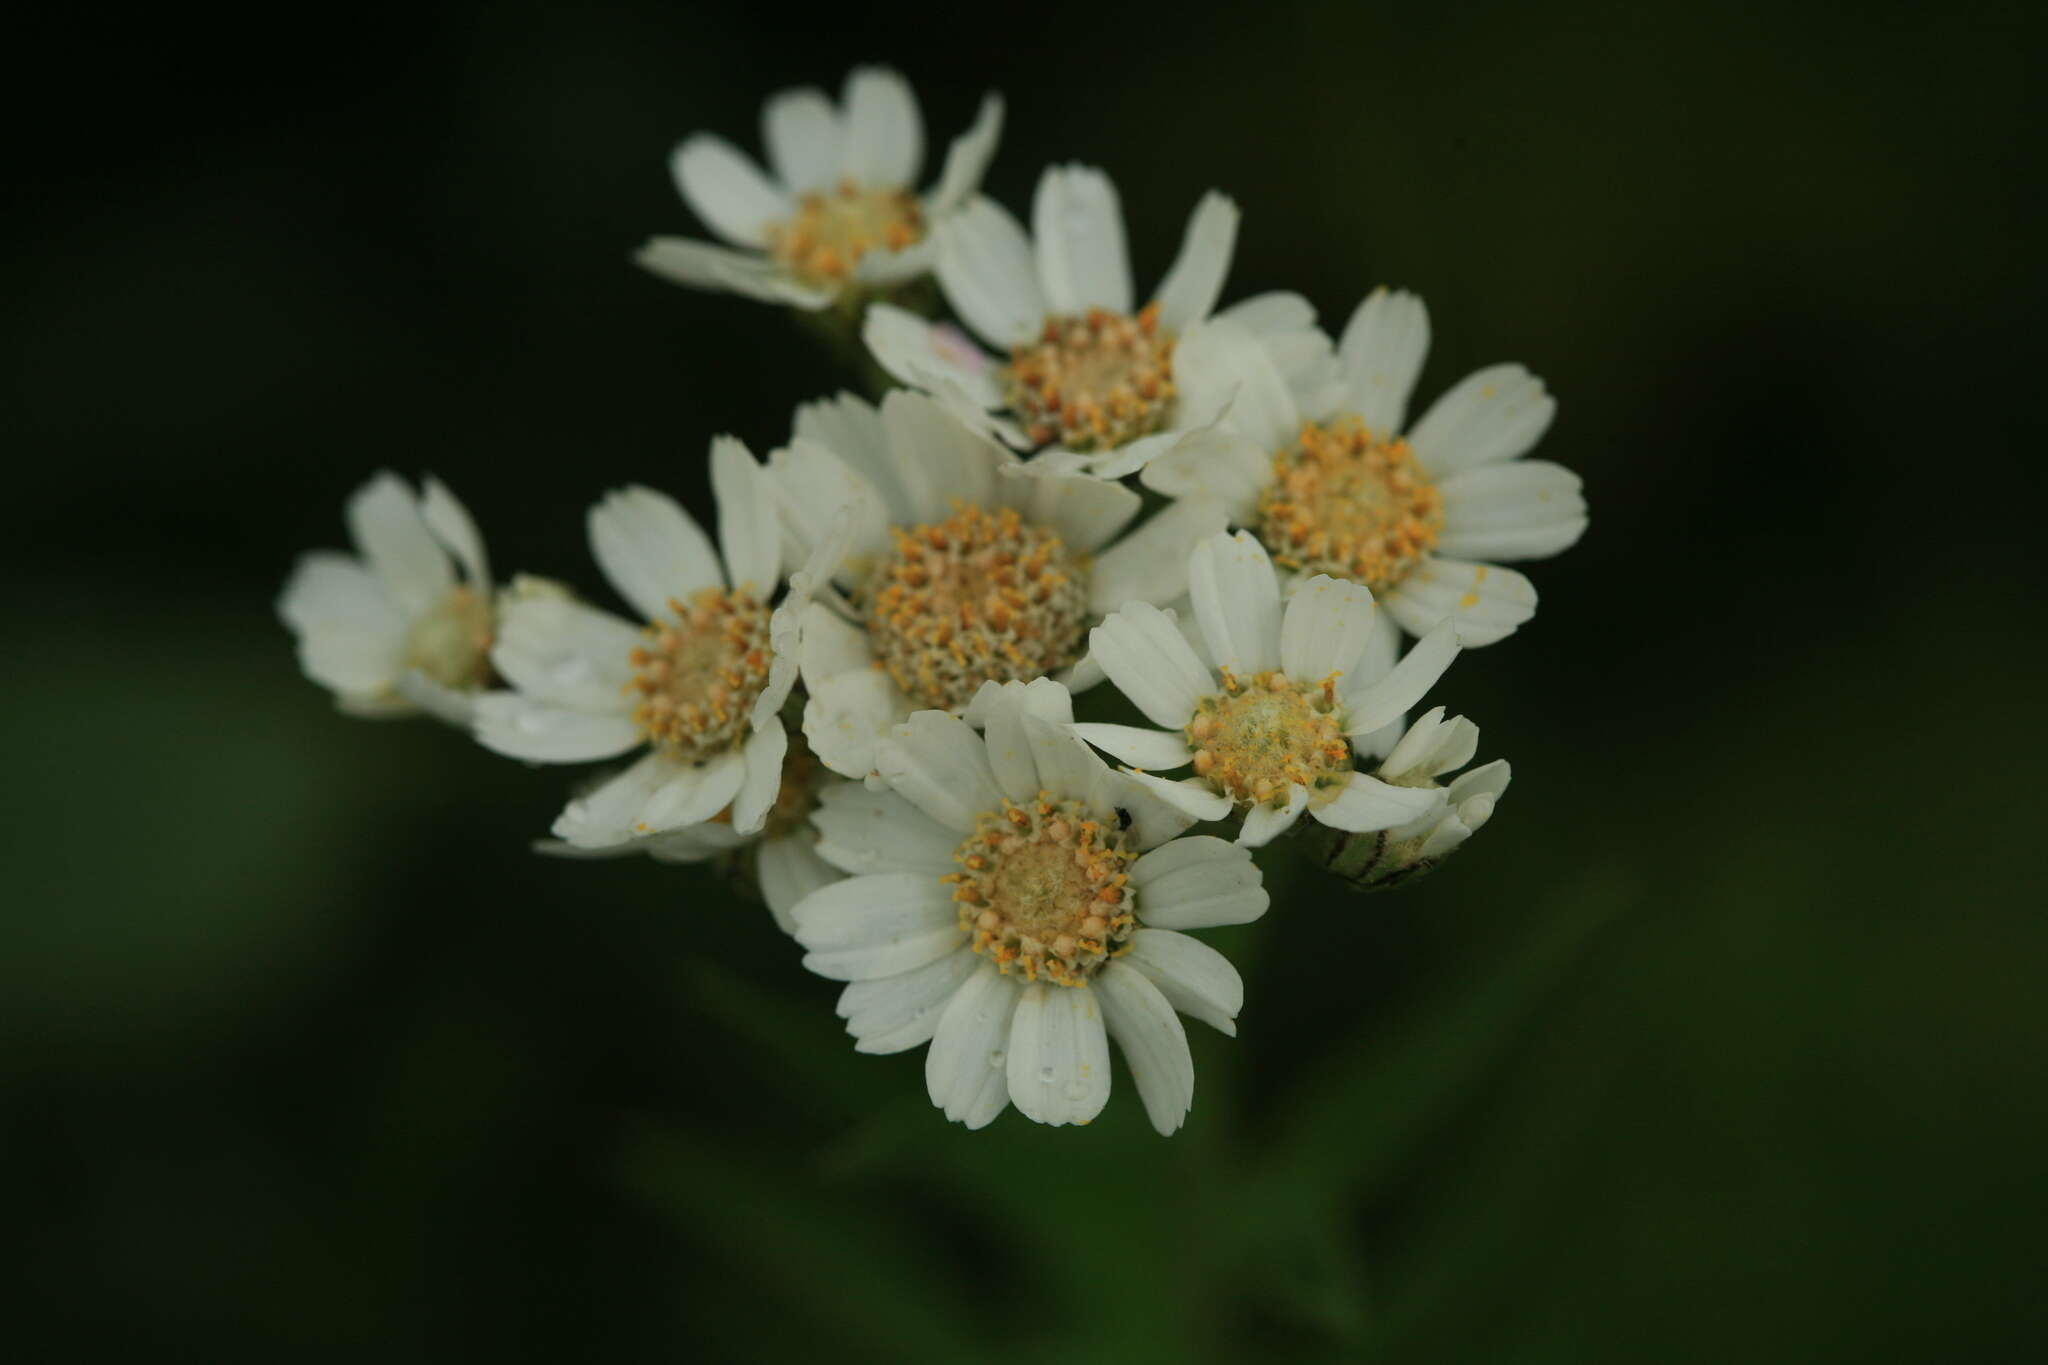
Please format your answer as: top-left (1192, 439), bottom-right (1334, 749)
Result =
top-left (5, 1), bottom-right (2043, 1359)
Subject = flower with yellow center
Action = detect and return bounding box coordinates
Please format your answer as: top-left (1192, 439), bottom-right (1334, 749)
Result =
top-left (792, 679), bottom-right (1268, 1134)
top-left (1143, 288), bottom-right (1589, 647)
top-left (279, 471), bottom-right (507, 724)
top-left (475, 438), bottom-right (845, 853)
top-left (761, 389), bottom-right (1228, 782)
top-left (863, 164), bottom-right (1338, 474)
top-left (1077, 530), bottom-right (1465, 848)
top-left (636, 66), bottom-right (1004, 309)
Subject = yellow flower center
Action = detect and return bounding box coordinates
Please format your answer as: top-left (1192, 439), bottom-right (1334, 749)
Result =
top-left (1256, 416), bottom-right (1444, 593)
top-left (1186, 669), bottom-right (1353, 810)
top-left (403, 585), bottom-right (495, 691)
top-left (947, 795), bottom-right (1138, 987)
top-left (1004, 303), bottom-right (1176, 450)
top-left (863, 503), bottom-right (1090, 711)
top-left (626, 587), bottom-right (772, 761)
top-left (764, 180), bottom-right (924, 286)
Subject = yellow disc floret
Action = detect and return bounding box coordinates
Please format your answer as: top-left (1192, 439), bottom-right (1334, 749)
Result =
top-left (864, 503), bottom-right (1090, 711)
top-left (403, 585), bottom-right (495, 691)
top-left (1186, 669), bottom-right (1354, 810)
top-left (764, 179), bottom-right (924, 287)
top-left (1256, 416), bottom-right (1444, 593)
top-left (1004, 303), bottom-right (1176, 450)
top-left (626, 587), bottom-right (773, 761)
top-left (947, 794), bottom-right (1138, 988)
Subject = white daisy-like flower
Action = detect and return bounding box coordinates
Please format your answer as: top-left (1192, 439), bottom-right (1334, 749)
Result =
top-left (635, 67), bottom-right (1003, 309)
top-left (537, 730), bottom-right (852, 934)
top-left (473, 439), bottom-right (841, 851)
top-left (1078, 530), bottom-right (1465, 847)
top-left (761, 388), bottom-right (1228, 780)
top-left (790, 678), bottom-right (1267, 1133)
top-left (862, 163), bottom-right (1332, 473)
top-left (1142, 288), bottom-right (1588, 645)
top-left (278, 471), bottom-right (510, 724)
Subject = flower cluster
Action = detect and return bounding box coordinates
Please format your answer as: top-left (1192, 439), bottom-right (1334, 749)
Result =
top-left (278, 67), bottom-right (1586, 1135)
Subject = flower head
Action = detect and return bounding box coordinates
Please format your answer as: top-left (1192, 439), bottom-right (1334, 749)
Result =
top-left (1313, 707), bottom-right (1511, 889)
top-left (278, 472), bottom-right (509, 723)
top-left (862, 164), bottom-right (1330, 474)
top-left (474, 439), bottom-right (841, 853)
top-left (637, 67), bottom-right (1003, 309)
top-left (1142, 288), bottom-right (1588, 645)
top-left (1079, 530), bottom-right (1465, 847)
top-left (761, 389), bottom-right (1226, 780)
top-left (791, 679), bottom-right (1267, 1133)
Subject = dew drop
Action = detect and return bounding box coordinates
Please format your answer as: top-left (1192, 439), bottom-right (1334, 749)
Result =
top-left (987, 1049), bottom-right (1006, 1069)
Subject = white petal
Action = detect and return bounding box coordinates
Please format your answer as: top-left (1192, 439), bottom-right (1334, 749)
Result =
top-left (419, 477), bottom-right (488, 586)
top-left (811, 780), bottom-right (960, 875)
top-left (1006, 983), bottom-right (1112, 1127)
top-left (1022, 714), bottom-right (1109, 808)
top-left (1380, 707), bottom-right (1480, 783)
top-left (1137, 426), bottom-right (1271, 524)
top-left (1031, 164), bottom-right (1131, 315)
top-left (393, 671), bottom-right (475, 725)
top-left (1188, 530), bottom-right (1283, 677)
top-left (1171, 318), bottom-right (1298, 449)
top-left (875, 710), bottom-right (1004, 833)
top-left (792, 391), bottom-right (919, 526)
top-left (347, 472), bottom-right (452, 616)
top-left (1071, 723), bottom-right (1192, 771)
top-left (794, 874), bottom-right (961, 982)
top-left (474, 693), bottom-right (641, 764)
top-left (1278, 574), bottom-right (1379, 684)
top-left (671, 134), bottom-right (790, 247)
top-left (838, 949), bottom-right (980, 1054)
top-left (1124, 929), bottom-right (1242, 1036)
top-left (925, 962), bottom-right (1021, 1127)
top-left (587, 485), bottom-right (723, 624)
top-left (278, 552), bottom-right (405, 695)
top-left (1448, 757), bottom-right (1511, 806)
top-left (1088, 601), bottom-right (1214, 729)
top-left (761, 85), bottom-right (841, 193)
top-left (969, 677), bottom-right (1077, 800)
top-left (728, 717), bottom-right (788, 835)
top-left (839, 65), bottom-right (922, 187)
top-left (547, 751), bottom-right (673, 847)
top-left (863, 303), bottom-right (1006, 414)
top-left (765, 438), bottom-right (889, 583)
top-left (754, 832), bottom-right (839, 935)
top-left (1379, 558), bottom-right (1536, 648)
top-left (803, 667), bottom-right (904, 781)
top-left (1407, 364), bottom-right (1557, 478)
top-left (1007, 464), bottom-right (1141, 557)
top-left (1117, 769), bottom-right (1234, 824)
top-left (709, 436), bottom-right (782, 598)
top-left (1337, 287), bottom-right (1431, 435)
top-left (1435, 460), bottom-right (1588, 562)
top-left (1313, 770), bottom-right (1442, 833)
top-left (1237, 786), bottom-right (1309, 848)
top-left (935, 197), bottom-right (1045, 349)
top-left (1095, 962), bottom-right (1194, 1136)
top-left (1217, 290), bottom-right (1316, 336)
top-left (925, 92), bottom-right (1004, 216)
top-left (880, 388), bottom-right (1008, 526)
top-left (633, 236), bottom-right (835, 308)
top-left (638, 750), bottom-right (747, 835)
top-left (1151, 191), bottom-right (1238, 330)
top-left (1343, 621), bottom-right (1461, 735)
top-left (1129, 836), bottom-right (1268, 929)
top-left (1086, 493), bottom-right (1231, 614)
top-left (489, 597), bottom-right (639, 710)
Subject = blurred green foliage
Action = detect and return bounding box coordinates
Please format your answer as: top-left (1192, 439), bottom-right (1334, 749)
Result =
top-left (4, 1), bottom-right (2043, 1359)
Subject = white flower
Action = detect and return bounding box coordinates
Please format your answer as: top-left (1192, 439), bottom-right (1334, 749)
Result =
top-left (1313, 707), bottom-right (1512, 889)
top-left (473, 439), bottom-right (839, 851)
top-left (278, 471), bottom-right (503, 724)
top-left (790, 679), bottom-right (1267, 1133)
top-left (1142, 287), bottom-right (1588, 645)
top-left (635, 67), bottom-right (1002, 309)
top-left (862, 164), bottom-right (1331, 473)
top-left (1079, 530), bottom-right (1464, 847)
top-left (761, 388), bottom-right (1227, 780)
top-left (534, 733), bottom-right (853, 935)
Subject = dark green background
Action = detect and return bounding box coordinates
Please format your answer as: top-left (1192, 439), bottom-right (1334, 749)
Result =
top-left (7, 2), bottom-right (2042, 1359)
